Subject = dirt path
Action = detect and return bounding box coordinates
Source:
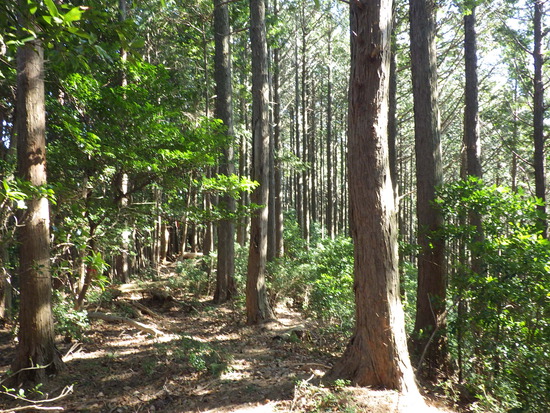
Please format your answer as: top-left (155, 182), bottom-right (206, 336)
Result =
top-left (0, 268), bottom-right (454, 412)
top-left (0, 276), bottom-right (334, 412)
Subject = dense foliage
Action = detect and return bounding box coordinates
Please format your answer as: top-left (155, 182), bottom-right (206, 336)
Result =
top-left (437, 178), bottom-right (549, 412)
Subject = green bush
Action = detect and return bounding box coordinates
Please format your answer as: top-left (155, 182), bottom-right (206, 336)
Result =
top-left (306, 237), bottom-right (354, 330)
top-left (154, 334), bottom-right (229, 377)
top-left (52, 291), bottom-right (89, 340)
top-left (437, 177), bottom-right (550, 413)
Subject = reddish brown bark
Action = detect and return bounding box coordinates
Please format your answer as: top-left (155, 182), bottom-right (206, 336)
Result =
top-left (246, 0), bottom-right (274, 324)
top-left (326, 0), bottom-right (418, 394)
top-left (409, 0), bottom-right (448, 380)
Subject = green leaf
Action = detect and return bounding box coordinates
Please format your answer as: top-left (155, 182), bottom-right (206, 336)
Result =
top-left (44, 0), bottom-right (60, 18)
top-left (94, 44), bottom-right (113, 63)
top-left (130, 38), bottom-right (145, 49)
top-left (67, 26), bottom-right (92, 40)
top-left (63, 7), bottom-right (83, 23)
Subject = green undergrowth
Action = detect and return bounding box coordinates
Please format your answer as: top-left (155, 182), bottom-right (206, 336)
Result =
top-left (153, 334), bottom-right (230, 378)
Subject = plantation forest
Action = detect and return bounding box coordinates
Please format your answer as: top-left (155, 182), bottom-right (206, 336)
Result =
top-left (0, 0), bottom-right (549, 412)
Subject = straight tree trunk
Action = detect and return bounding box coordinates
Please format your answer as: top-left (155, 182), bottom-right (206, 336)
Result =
top-left (273, 0), bottom-right (284, 257)
top-left (326, 29), bottom-right (334, 240)
top-left (0, 245), bottom-right (12, 320)
top-left (388, 3), bottom-right (398, 197)
top-left (301, 24), bottom-right (310, 245)
top-left (214, 0), bottom-right (237, 303)
top-left (327, 0), bottom-right (420, 398)
top-left (409, 0), bottom-right (448, 380)
top-left (11, 1), bottom-right (63, 383)
top-left (114, 0), bottom-right (131, 283)
top-left (533, 0), bottom-right (547, 237)
top-left (464, 7), bottom-right (482, 180)
top-left (294, 33), bottom-right (302, 234)
top-left (246, 0), bottom-right (274, 324)
top-left (464, 5), bottom-right (484, 279)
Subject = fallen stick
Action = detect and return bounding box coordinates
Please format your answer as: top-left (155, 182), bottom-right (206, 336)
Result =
top-left (87, 312), bottom-right (164, 336)
top-left (128, 301), bottom-right (163, 319)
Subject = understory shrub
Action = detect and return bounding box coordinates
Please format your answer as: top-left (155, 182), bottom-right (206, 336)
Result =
top-left (437, 177), bottom-right (550, 413)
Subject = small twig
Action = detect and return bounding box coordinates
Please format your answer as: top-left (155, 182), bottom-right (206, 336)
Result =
top-left (0, 385), bottom-right (73, 412)
top-left (416, 293), bottom-right (465, 372)
top-left (1, 405), bottom-right (64, 411)
top-left (0, 363), bottom-right (53, 386)
top-left (62, 343), bottom-right (82, 361)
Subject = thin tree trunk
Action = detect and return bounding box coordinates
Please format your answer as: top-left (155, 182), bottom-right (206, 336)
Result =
top-left (533, 0), bottom-right (547, 237)
top-left (114, 0), bottom-right (131, 283)
top-left (0, 245), bottom-right (12, 320)
top-left (326, 29), bottom-right (334, 240)
top-left (273, 0), bottom-right (284, 257)
top-left (301, 23), bottom-right (310, 245)
top-left (294, 31), bottom-right (302, 234)
top-left (464, 6), bottom-right (483, 278)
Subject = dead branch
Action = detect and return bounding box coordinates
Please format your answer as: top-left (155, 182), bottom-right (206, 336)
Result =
top-left (87, 312), bottom-right (164, 336)
top-left (0, 384), bottom-right (73, 412)
top-left (128, 301), bottom-right (163, 320)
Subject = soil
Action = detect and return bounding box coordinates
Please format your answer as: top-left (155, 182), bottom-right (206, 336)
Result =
top-left (0, 264), bottom-right (455, 413)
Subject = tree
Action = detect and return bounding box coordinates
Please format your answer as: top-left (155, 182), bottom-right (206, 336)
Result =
top-left (464, 3), bottom-right (482, 180)
top-left (113, 0), bottom-right (131, 284)
top-left (246, 0), bottom-right (274, 324)
top-left (213, 0), bottom-right (237, 303)
top-left (533, 0), bottom-right (547, 237)
top-left (272, 0), bottom-right (284, 257)
top-left (409, 0), bottom-right (448, 379)
top-left (326, 0), bottom-right (419, 397)
top-left (11, 0), bottom-right (63, 383)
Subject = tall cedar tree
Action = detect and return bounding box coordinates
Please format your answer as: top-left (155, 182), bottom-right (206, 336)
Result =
top-left (114, 0), bottom-right (131, 283)
top-left (272, 0), bottom-right (284, 257)
top-left (464, 5), bottom-right (484, 271)
top-left (214, 0), bottom-right (237, 303)
top-left (409, 0), bottom-right (448, 380)
top-left (11, 1), bottom-right (63, 383)
top-left (246, 0), bottom-right (274, 323)
top-left (533, 0), bottom-right (547, 237)
top-left (326, 0), bottom-right (419, 395)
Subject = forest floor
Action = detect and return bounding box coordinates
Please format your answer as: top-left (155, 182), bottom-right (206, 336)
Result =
top-left (0, 263), bottom-right (455, 413)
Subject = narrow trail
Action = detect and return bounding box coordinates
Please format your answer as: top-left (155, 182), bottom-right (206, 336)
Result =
top-left (0, 265), bottom-right (454, 412)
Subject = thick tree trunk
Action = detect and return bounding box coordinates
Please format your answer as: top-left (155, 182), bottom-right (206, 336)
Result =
top-left (409, 0), bottom-right (448, 380)
top-left (214, 0), bottom-right (237, 303)
top-left (12, 4), bottom-right (63, 383)
top-left (246, 0), bottom-right (274, 324)
top-left (533, 0), bottom-right (547, 237)
top-left (327, 0), bottom-right (419, 397)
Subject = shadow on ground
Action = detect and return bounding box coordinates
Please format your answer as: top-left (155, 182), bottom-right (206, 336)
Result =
top-left (0, 294), bottom-right (332, 413)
